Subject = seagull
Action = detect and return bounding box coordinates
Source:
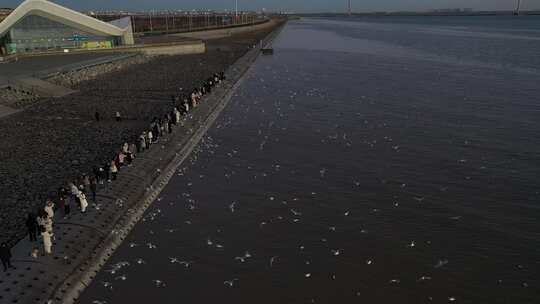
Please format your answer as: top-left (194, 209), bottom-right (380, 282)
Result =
top-left (393, 202), bottom-right (399, 207)
top-left (153, 280), bottom-right (166, 287)
top-left (290, 209), bottom-right (302, 216)
top-left (408, 241), bottom-right (416, 247)
top-left (329, 226), bottom-right (336, 231)
top-left (147, 243), bottom-right (157, 249)
top-left (448, 297), bottom-right (456, 302)
top-left (179, 261), bottom-right (193, 268)
top-left (215, 244), bottom-right (224, 249)
top-left (260, 221), bottom-right (267, 228)
top-left (224, 279), bottom-right (239, 287)
top-left (434, 259), bottom-right (449, 268)
top-left (229, 202), bottom-right (236, 213)
top-left (305, 273), bottom-right (311, 278)
top-left (235, 256), bottom-right (246, 263)
top-left (331, 249), bottom-right (341, 256)
top-left (418, 276), bottom-right (432, 281)
top-left (101, 281), bottom-right (113, 290)
top-left (207, 239), bottom-right (213, 246)
top-left (270, 256), bottom-right (278, 267)
top-left (115, 275), bottom-right (127, 281)
top-left (136, 258), bottom-right (145, 265)
top-left (344, 211), bottom-right (350, 216)
top-left (169, 257), bottom-right (180, 264)
top-left (366, 260), bottom-right (373, 265)
top-left (389, 279), bottom-right (401, 284)
top-left (129, 243), bottom-right (138, 248)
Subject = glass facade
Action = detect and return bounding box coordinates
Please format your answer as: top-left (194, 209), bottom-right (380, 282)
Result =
top-left (8, 14), bottom-right (118, 53)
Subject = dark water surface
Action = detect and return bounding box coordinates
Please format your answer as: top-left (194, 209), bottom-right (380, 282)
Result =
top-left (79, 17), bottom-right (540, 304)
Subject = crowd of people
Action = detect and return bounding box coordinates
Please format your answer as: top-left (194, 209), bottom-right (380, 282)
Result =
top-left (2, 72), bottom-right (226, 271)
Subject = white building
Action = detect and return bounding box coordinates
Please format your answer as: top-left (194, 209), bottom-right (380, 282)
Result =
top-left (0, 0), bottom-right (134, 55)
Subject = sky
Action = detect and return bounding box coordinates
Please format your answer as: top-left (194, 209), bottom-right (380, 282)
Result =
top-left (2, 0), bottom-right (540, 13)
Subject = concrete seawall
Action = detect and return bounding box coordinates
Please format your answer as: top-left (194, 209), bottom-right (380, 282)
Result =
top-left (173, 19), bottom-right (280, 40)
top-left (0, 20), bottom-right (286, 304)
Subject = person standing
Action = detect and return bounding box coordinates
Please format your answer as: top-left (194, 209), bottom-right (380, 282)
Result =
top-left (44, 200), bottom-right (54, 219)
top-left (118, 151), bottom-right (125, 169)
top-left (0, 242), bottom-right (13, 271)
top-left (110, 160), bottom-right (118, 181)
top-left (97, 167), bottom-right (105, 184)
top-left (25, 213), bottom-right (38, 242)
top-left (43, 216), bottom-right (53, 234)
top-left (41, 227), bottom-right (53, 254)
top-left (36, 214), bottom-right (45, 236)
top-left (115, 111), bottom-right (122, 122)
top-left (90, 176), bottom-right (97, 202)
top-left (83, 175), bottom-right (90, 194)
top-left (64, 196), bottom-right (71, 217)
top-left (79, 192), bottom-right (89, 213)
top-left (147, 131), bottom-right (153, 147)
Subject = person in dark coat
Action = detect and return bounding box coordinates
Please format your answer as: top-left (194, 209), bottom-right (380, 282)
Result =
top-left (25, 213), bottom-right (38, 242)
top-left (90, 176), bottom-right (97, 202)
top-left (0, 242), bottom-right (13, 272)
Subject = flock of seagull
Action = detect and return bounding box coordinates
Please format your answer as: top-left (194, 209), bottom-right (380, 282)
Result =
top-left (87, 65), bottom-right (534, 304)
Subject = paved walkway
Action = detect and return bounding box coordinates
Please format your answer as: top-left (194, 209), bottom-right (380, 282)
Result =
top-left (0, 34), bottom-right (269, 304)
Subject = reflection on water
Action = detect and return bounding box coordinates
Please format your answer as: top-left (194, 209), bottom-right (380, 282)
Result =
top-left (79, 17), bottom-right (540, 304)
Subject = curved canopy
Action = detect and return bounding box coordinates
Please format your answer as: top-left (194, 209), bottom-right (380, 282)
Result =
top-left (0, 0), bottom-right (127, 38)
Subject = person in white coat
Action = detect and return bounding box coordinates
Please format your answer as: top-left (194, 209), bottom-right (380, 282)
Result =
top-left (43, 216), bottom-right (53, 234)
top-left (79, 192), bottom-right (88, 213)
top-left (147, 131), bottom-right (153, 146)
top-left (44, 200), bottom-right (54, 219)
top-left (42, 227), bottom-right (53, 254)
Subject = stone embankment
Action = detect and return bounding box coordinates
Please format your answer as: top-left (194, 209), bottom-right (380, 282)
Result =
top-left (0, 86), bottom-right (38, 108)
top-left (47, 55), bottom-right (149, 88)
